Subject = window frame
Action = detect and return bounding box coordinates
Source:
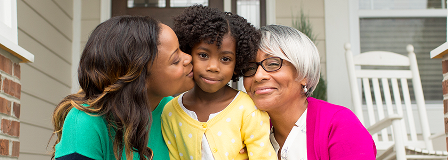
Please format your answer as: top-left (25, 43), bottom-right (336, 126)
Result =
top-left (0, 0), bottom-right (18, 44)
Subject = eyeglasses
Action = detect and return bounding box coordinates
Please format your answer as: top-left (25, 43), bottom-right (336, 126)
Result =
top-left (242, 57), bottom-right (283, 77)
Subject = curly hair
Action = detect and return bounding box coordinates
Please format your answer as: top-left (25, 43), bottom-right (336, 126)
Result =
top-left (173, 5), bottom-right (260, 81)
top-left (51, 16), bottom-right (160, 160)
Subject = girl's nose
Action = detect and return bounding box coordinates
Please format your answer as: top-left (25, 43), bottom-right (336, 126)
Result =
top-left (206, 59), bottom-right (220, 73)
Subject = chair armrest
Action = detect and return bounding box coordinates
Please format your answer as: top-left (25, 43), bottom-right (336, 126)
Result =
top-left (429, 132), bottom-right (445, 140)
top-left (367, 114), bottom-right (403, 134)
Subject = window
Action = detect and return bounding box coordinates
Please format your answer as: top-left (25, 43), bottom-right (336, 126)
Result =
top-left (237, 0), bottom-right (260, 28)
top-left (127, 0), bottom-right (208, 8)
top-left (357, 0), bottom-right (447, 102)
top-left (128, 0), bottom-right (166, 8)
top-left (171, 0), bottom-right (208, 7)
top-left (0, 0), bottom-right (18, 44)
top-left (359, 0), bottom-right (446, 9)
top-left (360, 18), bottom-right (446, 101)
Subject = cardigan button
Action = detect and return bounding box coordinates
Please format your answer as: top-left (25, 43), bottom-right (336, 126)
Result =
top-left (213, 148), bottom-right (218, 153)
top-left (202, 123), bottom-right (207, 128)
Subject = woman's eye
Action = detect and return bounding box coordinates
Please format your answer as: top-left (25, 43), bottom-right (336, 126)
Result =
top-left (267, 62), bottom-right (280, 66)
top-left (173, 59), bottom-right (181, 65)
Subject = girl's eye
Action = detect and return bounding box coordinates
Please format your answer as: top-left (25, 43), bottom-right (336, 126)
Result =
top-left (199, 53), bottom-right (208, 58)
top-left (222, 57), bottom-right (231, 62)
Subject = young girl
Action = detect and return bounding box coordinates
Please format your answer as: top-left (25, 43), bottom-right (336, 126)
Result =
top-left (51, 16), bottom-right (194, 160)
top-left (161, 5), bottom-right (276, 160)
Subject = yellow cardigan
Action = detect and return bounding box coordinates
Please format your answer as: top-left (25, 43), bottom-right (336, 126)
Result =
top-left (161, 91), bottom-right (276, 160)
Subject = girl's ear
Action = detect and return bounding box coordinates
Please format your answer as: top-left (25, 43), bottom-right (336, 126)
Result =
top-left (231, 72), bottom-right (238, 82)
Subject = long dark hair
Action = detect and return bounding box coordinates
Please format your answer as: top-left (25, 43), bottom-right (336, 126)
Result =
top-left (51, 15), bottom-right (160, 160)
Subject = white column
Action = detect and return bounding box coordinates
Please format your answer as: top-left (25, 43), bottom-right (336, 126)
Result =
top-left (325, 0), bottom-right (352, 108)
top-left (349, 0), bottom-right (360, 57)
top-left (266, 0), bottom-right (275, 25)
top-left (224, 0), bottom-right (231, 12)
top-left (71, 0), bottom-right (82, 93)
top-left (101, 0), bottom-right (111, 22)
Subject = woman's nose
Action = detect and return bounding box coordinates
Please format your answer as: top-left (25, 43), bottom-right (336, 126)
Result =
top-left (253, 65), bottom-right (270, 82)
top-left (182, 51), bottom-right (192, 66)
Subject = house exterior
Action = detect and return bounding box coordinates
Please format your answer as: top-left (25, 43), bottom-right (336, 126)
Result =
top-left (325, 0), bottom-right (447, 151)
top-left (0, 0), bottom-right (445, 159)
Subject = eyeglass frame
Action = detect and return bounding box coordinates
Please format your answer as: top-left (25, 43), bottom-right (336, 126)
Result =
top-left (242, 57), bottom-right (284, 77)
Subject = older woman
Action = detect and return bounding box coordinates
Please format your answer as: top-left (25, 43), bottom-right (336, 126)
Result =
top-left (243, 25), bottom-right (377, 160)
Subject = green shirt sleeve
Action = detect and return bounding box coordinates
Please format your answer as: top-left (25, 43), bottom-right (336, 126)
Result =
top-left (56, 96), bottom-right (174, 160)
top-left (55, 108), bottom-right (114, 160)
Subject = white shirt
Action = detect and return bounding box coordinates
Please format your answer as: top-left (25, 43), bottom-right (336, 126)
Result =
top-left (178, 92), bottom-right (240, 160)
top-left (271, 109), bottom-right (307, 160)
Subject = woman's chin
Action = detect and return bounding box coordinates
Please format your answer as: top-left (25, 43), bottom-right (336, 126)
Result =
top-left (252, 98), bottom-right (275, 111)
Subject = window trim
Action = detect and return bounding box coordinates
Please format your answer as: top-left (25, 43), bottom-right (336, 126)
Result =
top-left (0, 0), bottom-right (17, 44)
top-left (359, 9), bottom-right (447, 18)
top-left (0, 0), bottom-right (33, 63)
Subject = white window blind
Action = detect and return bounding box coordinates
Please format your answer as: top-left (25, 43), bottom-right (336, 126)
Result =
top-left (127, 0), bottom-right (208, 8)
top-left (359, 18), bottom-right (446, 102)
top-left (359, 0), bottom-right (446, 9)
top-left (237, 0), bottom-right (260, 28)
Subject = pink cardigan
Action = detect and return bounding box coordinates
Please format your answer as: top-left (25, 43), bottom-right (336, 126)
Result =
top-left (306, 97), bottom-right (377, 160)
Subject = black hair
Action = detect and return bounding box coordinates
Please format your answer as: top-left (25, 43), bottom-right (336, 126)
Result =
top-left (52, 15), bottom-right (160, 160)
top-left (173, 4), bottom-right (261, 81)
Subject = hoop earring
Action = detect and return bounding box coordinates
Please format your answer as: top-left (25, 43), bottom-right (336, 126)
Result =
top-left (303, 85), bottom-right (308, 93)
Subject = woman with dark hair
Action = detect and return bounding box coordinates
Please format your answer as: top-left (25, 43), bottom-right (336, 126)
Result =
top-left (51, 15), bottom-right (194, 160)
top-left (243, 25), bottom-right (376, 160)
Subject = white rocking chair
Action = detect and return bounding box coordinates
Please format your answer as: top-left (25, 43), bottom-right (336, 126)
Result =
top-left (344, 43), bottom-right (448, 160)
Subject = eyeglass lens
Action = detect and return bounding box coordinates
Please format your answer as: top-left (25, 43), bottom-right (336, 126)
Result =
top-left (243, 57), bottom-right (282, 77)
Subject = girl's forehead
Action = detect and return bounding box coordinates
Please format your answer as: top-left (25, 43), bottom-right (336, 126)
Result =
top-left (202, 32), bottom-right (235, 42)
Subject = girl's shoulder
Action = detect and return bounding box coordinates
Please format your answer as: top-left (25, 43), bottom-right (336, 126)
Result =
top-left (233, 91), bottom-right (255, 107)
top-left (225, 91), bottom-right (258, 114)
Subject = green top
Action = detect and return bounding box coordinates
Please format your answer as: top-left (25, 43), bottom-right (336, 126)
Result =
top-left (55, 97), bottom-right (173, 160)
top-left (149, 97), bottom-right (172, 160)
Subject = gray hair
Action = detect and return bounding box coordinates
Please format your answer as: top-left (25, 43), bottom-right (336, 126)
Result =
top-left (259, 25), bottom-right (320, 97)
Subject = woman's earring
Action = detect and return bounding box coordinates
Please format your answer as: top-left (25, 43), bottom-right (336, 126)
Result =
top-left (303, 85), bottom-right (308, 93)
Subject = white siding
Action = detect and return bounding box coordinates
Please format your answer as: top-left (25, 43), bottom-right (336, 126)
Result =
top-left (18, 30), bottom-right (71, 87)
top-left (17, 0), bottom-right (73, 159)
top-left (275, 0), bottom-right (326, 79)
top-left (18, 0), bottom-right (72, 63)
top-left (54, 0), bottom-right (74, 19)
top-left (22, 0), bottom-right (73, 40)
top-left (81, 0), bottom-right (101, 48)
top-left (17, 0), bottom-right (102, 158)
top-left (19, 123), bottom-right (53, 156)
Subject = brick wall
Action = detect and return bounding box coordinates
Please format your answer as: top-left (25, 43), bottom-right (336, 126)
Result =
top-left (0, 53), bottom-right (21, 158)
top-left (443, 55), bottom-right (448, 153)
